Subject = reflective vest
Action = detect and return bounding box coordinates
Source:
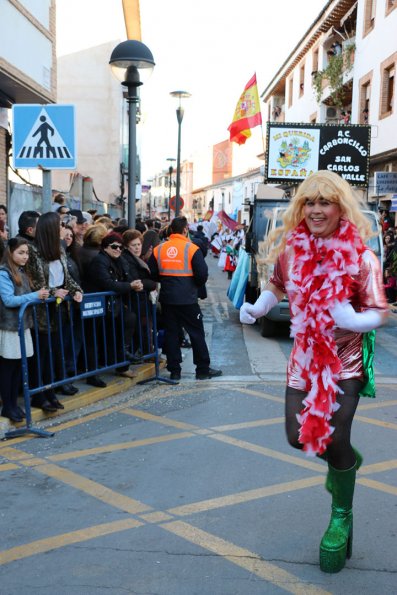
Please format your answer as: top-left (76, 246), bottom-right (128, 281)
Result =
top-left (153, 234), bottom-right (198, 277)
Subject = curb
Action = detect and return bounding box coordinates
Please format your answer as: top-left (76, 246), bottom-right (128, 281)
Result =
top-left (0, 362), bottom-right (165, 438)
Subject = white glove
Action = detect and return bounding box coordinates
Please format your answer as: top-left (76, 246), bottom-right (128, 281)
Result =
top-left (240, 290), bottom-right (279, 324)
top-left (330, 301), bottom-right (383, 333)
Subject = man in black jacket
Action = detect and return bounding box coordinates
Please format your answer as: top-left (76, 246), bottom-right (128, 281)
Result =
top-left (149, 216), bottom-right (222, 382)
top-left (16, 210), bottom-right (40, 243)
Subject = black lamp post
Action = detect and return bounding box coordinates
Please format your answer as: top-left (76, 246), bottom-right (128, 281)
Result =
top-left (170, 91), bottom-right (191, 217)
top-left (109, 40), bottom-right (155, 228)
top-left (166, 157), bottom-right (176, 221)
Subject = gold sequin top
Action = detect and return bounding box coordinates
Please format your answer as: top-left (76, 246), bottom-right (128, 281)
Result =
top-left (270, 246), bottom-right (388, 390)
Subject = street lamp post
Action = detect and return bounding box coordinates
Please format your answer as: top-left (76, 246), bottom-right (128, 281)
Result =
top-left (170, 91), bottom-right (191, 217)
top-left (166, 157), bottom-right (176, 221)
top-left (109, 40), bottom-right (155, 228)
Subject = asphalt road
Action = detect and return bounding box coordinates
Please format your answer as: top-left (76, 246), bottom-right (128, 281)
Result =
top-left (0, 255), bottom-right (396, 594)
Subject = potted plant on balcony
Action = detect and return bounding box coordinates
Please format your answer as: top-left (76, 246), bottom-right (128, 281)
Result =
top-left (312, 43), bottom-right (355, 109)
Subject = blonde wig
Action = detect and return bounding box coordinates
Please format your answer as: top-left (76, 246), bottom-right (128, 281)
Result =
top-left (266, 170), bottom-right (373, 262)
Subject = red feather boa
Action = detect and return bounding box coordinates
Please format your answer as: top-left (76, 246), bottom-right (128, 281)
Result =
top-left (286, 219), bottom-right (365, 455)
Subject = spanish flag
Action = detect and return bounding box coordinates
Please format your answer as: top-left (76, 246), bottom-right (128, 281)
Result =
top-left (228, 74), bottom-right (262, 145)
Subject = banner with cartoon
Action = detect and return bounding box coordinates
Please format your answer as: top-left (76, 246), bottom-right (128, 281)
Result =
top-left (265, 123), bottom-right (371, 187)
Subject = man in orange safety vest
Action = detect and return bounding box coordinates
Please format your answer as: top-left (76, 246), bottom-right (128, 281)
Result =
top-left (150, 216), bottom-right (222, 382)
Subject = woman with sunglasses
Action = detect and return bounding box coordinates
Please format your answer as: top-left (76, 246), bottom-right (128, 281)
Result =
top-left (85, 233), bottom-right (138, 376)
top-left (240, 171), bottom-right (388, 573)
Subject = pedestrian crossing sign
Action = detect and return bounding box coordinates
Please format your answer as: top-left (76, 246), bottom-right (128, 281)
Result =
top-left (12, 104), bottom-right (76, 170)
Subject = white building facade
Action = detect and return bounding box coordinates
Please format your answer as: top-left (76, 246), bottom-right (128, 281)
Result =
top-left (262, 0), bottom-right (397, 200)
top-left (0, 0), bottom-right (56, 204)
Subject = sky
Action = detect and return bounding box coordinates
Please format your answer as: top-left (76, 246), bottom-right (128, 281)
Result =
top-left (56, 0), bottom-right (326, 182)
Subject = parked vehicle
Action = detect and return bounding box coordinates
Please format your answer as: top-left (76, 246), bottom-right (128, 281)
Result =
top-left (245, 185), bottom-right (383, 337)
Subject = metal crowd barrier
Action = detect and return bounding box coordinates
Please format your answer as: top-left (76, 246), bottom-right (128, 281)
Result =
top-left (5, 290), bottom-right (174, 440)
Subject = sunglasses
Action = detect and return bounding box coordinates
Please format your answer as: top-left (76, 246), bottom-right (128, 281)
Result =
top-left (109, 243), bottom-right (123, 251)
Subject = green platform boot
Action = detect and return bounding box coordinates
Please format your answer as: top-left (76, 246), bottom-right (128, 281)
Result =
top-left (319, 463), bottom-right (356, 573)
top-left (319, 448), bottom-right (363, 494)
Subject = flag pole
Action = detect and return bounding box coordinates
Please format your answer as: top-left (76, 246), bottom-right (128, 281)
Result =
top-left (254, 72), bottom-right (266, 178)
top-left (260, 119), bottom-right (266, 180)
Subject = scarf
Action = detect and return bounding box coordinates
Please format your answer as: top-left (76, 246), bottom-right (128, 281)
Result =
top-left (285, 218), bottom-right (365, 455)
top-left (134, 254), bottom-right (151, 273)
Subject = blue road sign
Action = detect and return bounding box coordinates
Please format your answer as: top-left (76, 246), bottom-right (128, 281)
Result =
top-left (12, 104), bottom-right (76, 170)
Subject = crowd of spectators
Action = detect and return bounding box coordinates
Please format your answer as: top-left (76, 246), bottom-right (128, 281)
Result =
top-left (0, 199), bottom-right (188, 421)
top-left (1, 198), bottom-right (395, 421)
top-left (380, 210), bottom-right (397, 308)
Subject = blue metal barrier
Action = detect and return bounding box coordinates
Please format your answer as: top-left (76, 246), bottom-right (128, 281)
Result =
top-left (4, 290), bottom-right (173, 440)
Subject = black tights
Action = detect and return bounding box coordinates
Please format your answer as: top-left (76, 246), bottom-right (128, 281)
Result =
top-left (285, 379), bottom-right (362, 470)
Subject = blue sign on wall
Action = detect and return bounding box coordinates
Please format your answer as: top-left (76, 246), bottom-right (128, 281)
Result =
top-left (12, 104), bottom-right (76, 170)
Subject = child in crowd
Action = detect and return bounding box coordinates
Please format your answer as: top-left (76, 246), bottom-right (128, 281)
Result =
top-left (224, 239), bottom-right (237, 279)
top-left (384, 268), bottom-right (396, 304)
top-left (0, 238), bottom-right (49, 422)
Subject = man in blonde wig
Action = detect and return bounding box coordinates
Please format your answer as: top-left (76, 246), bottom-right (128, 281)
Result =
top-left (241, 171), bottom-right (388, 573)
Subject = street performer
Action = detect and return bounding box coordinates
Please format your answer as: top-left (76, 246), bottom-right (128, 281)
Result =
top-left (240, 170), bottom-right (388, 573)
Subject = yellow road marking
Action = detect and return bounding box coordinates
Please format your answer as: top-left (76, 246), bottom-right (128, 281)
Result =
top-left (358, 399), bottom-right (397, 410)
top-left (357, 477), bottom-right (397, 496)
top-left (194, 428), bottom-right (213, 435)
top-left (139, 511), bottom-right (174, 523)
top-left (361, 460), bottom-right (397, 475)
top-left (237, 387), bottom-right (285, 403)
top-left (0, 518), bottom-right (142, 566)
top-left (122, 408), bottom-right (200, 430)
top-left (18, 457), bottom-right (47, 466)
top-left (0, 463), bottom-right (19, 472)
top-left (355, 415), bottom-right (397, 430)
top-left (210, 433), bottom-right (324, 472)
top-left (0, 435), bottom-right (31, 448)
top-left (35, 463), bottom-right (151, 514)
top-left (162, 521), bottom-right (331, 595)
top-left (212, 417), bottom-right (284, 432)
top-left (0, 447), bottom-right (37, 461)
top-left (50, 404), bottom-right (125, 431)
top-left (48, 431), bottom-right (194, 461)
top-left (168, 476), bottom-right (324, 516)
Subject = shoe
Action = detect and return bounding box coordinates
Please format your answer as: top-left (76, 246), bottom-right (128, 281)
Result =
top-left (86, 375), bottom-right (107, 388)
top-left (125, 350), bottom-right (143, 364)
top-left (31, 399), bottom-right (57, 413)
top-left (48, 398), bottom-right (65, 410)
top-left (170, 372), bottom-right (181, 381)
top-left (180, 339), bottom-right (191, 349)
top-left (1, 409), bottom-right (23, 422)
top-left (319, 463), bottom-right (356, 573)
top-left (57, 383), bottom-right (78, 396)
top-left (195, 368), bottom-right (223, 380)
top-left (116, 370), bottom-right (137, 378)
top-left (16, 406), bottom-right (26, 419)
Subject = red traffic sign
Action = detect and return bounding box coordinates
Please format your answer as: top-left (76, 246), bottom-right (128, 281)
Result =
top-left (169, 195), bottom-right (184, 211)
